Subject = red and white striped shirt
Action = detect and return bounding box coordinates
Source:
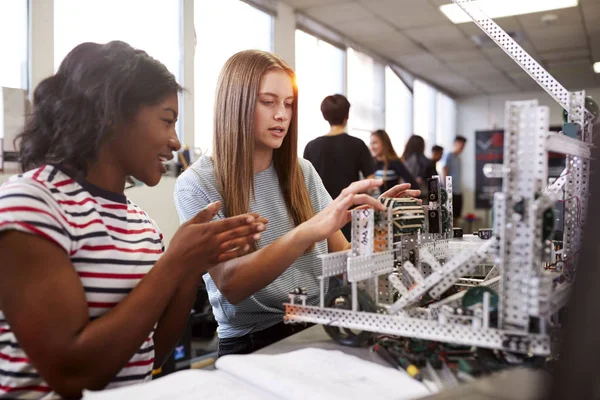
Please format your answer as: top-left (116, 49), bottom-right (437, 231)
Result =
top-left (0, 165), bottom-right (164, 399)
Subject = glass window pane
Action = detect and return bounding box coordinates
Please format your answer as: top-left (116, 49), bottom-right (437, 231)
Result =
top-left (54, 0), bottom-right (181, 80)
top-left (384, 66), bottom-right (412, 155)
top-left (194, 0), bottom-right (273, 154)
top-left (0, 1), bottom-right (28, 89)
top-left (413, 79), bottom-right (437, 148)
top-left (347, 48), bottom-right (385, 145)
top-left (295, 30), bottom-right (345, 155)
top-left (435, 91), bottom-right (457, 153)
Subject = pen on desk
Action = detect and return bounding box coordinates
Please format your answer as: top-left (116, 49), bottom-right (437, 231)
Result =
top-left (397, 355), bottom-right (423, 382)
top-left (373, 344), bottom-right (423, 382)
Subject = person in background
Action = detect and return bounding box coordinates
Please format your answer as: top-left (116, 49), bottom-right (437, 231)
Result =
top-left (370, 129), bottom-right (418, 192)
top-left (174, 51), bottom-right (418, 357)
top-left (431, 145), bottom-right (444, 164)
top-left (442, 135), bottom-right (467, 225)
top-left (0, 41), bottom-right (265, 399)
top-left (401, 135), bottom-right (438, 196)
top-left (303, 94), bottom-right (376, 240)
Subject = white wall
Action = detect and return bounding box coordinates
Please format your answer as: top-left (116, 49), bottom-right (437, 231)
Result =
top-left (456, 87), bottom-right (600, 218)
top-left (127, 177), bottom-right (180, 248)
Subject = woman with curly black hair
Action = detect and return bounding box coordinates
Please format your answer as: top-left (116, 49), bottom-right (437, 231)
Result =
top-left (0, 41), bottom-right (265, 399)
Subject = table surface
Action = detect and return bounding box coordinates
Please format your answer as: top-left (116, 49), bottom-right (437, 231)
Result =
top-left (256, 325), bottom-right (549, 400)
top-left (256, 325), bottom-right (388, 366)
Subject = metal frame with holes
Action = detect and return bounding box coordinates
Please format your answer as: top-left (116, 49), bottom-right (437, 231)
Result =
top-left (284, 0), bottom-right (593, 355)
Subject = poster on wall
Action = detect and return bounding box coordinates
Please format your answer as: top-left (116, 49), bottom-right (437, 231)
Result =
top-left (475, 130), bottom-right (504, 209)
top-left (475, 127), bottom-right (564, 209)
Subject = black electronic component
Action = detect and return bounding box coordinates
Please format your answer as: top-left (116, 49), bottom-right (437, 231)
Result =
top-left (427, 178), bottom-right (440, 203)
top-left (542, 207), bottom-right (555, 241)
top-left (428, 210), bottom-right (441, 233)
top-left (440, 188), bottom-right (448, 205)
top-left (323, 286), bottom-right (376, 347)
top-left (453, 227), bottom-right (463, 238)
top-left (477, 229), bottom-right (493, 240)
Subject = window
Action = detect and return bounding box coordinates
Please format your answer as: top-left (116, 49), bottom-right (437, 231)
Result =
top-left (347, 48), bottom-right (385, 145)
top-left (0, 0), bottom-right (28, 89)
top-left (295, 30), bottom-right (345, 155)
top-left (384, 66), bottom-right (412, 156)
top-left (194, 0), bottom-right (273, 154)
top-left (413, 80), bottom-right (437, 148)
top-left (435, 91), bottom-right (457, 152)
top-left (54, 0), bottom-right (182, 79)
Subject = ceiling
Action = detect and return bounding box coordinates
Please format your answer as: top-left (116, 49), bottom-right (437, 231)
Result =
top-left (280, 0), bottom-right (600, 97)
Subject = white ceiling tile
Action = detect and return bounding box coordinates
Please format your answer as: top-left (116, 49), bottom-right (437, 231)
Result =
top-left (425, 71), bottom-right (472, 87)
top-left (456, 17), bottom-right (521, 37)
top-left (403, 25), bottom-right (475, 51)
top-left (553, 73), bottom-right (598, 91)
top-left (516, 7), bottom-right (583, 29)
top-left (284, 0), bottom-right (600, 96)
top-left (337, 17), bottom-right (397, 40)
top-left (360, 33), bottom-right (425, 57)
top-left (445, 58), bottom-right (501, 77)
top-left (446, 82), bottom-right (482, 97)
top-left (436, 49), bottom-right (487, 62)
top-left (358, 0), bottom-right (448, 29)
top-left (590, 36), bottom-right (600, 61)
top-left (582, 1), bottom-right (600, 33)
top-left (280, 0), bottom-right (349, 10)
top-left (524, 25), bottom-right (587, 52)
top-left (549, 63), bottom-right (595, 76)
top-left (305, 2), bottom-right (372, 24)
top-left (473, 75), bottom-right (520, 93)
top-left (540, 48), bottom-right (591, 62)
top-left (394, 52), bottom-right (446, 72)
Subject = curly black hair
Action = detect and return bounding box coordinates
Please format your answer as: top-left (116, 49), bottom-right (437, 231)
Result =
top-left (16, 41), bottom-right (182, 176)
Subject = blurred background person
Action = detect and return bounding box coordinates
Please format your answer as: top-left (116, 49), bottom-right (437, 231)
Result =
top-left (442, 135), bottom-right (467, 225)
top-left (304, 94), bottom-right (375, 240)
top-left (431, 145), bottom-right (444, 164)
top-left (401, 135), bottom-right (438, 197)
top-left (370, 129), bottom-right (418, 193)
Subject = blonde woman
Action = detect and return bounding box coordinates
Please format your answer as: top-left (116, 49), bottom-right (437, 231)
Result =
top-left (174, 50), bottom-right (418, 356)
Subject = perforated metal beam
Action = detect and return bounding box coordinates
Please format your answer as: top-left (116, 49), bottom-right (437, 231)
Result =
top-left (452, 0), bottom-right (570, 111)
top-left (285, 304), bottom-right (551, 356)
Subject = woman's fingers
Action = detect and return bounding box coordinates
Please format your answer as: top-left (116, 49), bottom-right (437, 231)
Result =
top-left (335, 194), bottom-right (354, 213)
top-left (339, 179), bottom-right (383, 199)
top-left (379, 183), bottom-right (412, 199)
top-left (351, 194), bottom-right (385, 210)
top-left (400, 189), bottom-right (421, 198)
top-left (216, 222), bottom-right (265, 243)
top-left (219, 237), bottom-right (252, 254)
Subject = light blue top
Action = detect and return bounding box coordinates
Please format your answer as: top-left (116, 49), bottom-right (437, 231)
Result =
top-left (174, 156), bottom-right (332, 339)
top-left (442, 152), bottom-right (462, 194)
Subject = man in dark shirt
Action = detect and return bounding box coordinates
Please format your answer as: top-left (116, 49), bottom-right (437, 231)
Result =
top-left (304, 94), bottom-right (375, 240)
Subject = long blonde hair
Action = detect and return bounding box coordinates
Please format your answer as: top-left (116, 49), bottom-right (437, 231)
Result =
top-left (372, 129), bottom-right (400, 178)
top-left (213, 50), bottom-right (314, 228)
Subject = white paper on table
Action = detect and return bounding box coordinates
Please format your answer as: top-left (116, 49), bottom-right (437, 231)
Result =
top-left (84, 348), bottom-right (430, 400)
top-left (216, 347), bottom-right (430, 400)
top-left (82, 369), bottom-right (276, 400)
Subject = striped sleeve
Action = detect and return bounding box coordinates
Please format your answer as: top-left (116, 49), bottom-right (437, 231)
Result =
top-left (0, 180), bottom-right (72, 254)
top-left (173, 170), bottom-right (215, 225)
top-left (299, 158), bottom-right (333, 214)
